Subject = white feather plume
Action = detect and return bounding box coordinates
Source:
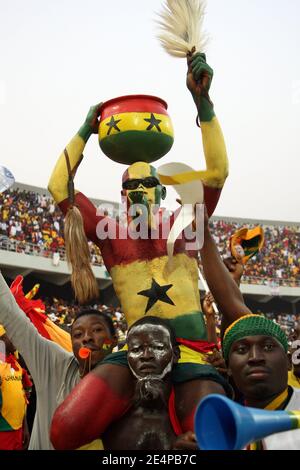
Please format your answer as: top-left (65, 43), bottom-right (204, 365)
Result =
top-left (156, 0), bottom-right (208, 57)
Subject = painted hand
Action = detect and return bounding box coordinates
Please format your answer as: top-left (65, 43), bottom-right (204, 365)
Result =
top-left (186, 53), bottom-right (215, 122)
top-left (186, 53), bottom-right (213, 98)
top-left (84, 103), bottom-right (103, 134)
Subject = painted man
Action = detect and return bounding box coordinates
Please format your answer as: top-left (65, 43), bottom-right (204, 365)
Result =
top-left (49, 54), bottom-right (252, 449)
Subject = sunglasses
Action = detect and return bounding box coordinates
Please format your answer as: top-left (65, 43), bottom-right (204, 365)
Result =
top-left (122, 176), bottom-right (160, 190)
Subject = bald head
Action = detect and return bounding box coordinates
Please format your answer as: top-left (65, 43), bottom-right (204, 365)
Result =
top-left (122, 162), bottom-right (158, 183)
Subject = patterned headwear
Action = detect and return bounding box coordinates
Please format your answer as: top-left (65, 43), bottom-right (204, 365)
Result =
top-left (222, 314), bottom-right (288, 361)
top-left (0, 324), bottom-right (6, 337)
top-left (230, 226), bottom-right (264, 265)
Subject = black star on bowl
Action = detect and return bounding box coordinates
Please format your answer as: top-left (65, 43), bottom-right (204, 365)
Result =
top-left (144, 113), bottom-right (162, 132)
top-left (106, 116), bottom-right (122, 135)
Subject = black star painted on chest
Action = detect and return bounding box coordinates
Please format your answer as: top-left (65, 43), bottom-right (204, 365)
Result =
top-left (138, 278), bottom-right (175, 313)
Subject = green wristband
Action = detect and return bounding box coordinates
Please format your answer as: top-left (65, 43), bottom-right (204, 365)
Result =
top-left (78, 122), bottom-right (93, 143)
top-left (196, 96), bottom-right (215, 123)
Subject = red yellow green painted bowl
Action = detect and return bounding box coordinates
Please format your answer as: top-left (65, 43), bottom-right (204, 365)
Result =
top-left (99, 95), bottom-right (174, 165)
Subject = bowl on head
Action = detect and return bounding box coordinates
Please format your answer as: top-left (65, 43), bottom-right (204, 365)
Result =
top-left (98, 95), bottom-right (174, 165)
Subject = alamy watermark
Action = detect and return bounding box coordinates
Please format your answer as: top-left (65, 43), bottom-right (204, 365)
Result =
top-left (95, 202), bottom-right (205, 251)
top-left (291, 339), bottom-right (300, 366)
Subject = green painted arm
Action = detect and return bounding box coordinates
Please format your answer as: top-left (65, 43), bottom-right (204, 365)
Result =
top-left (187, 52), bottom-right (215, 122)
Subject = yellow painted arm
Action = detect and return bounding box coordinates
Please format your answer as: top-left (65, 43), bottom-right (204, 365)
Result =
top-left (48, 134), bottom-right (85, 204)
top-left (158, 117), bottom-right (228, 189)
top-left (200, 116), bottom-right (228, 189)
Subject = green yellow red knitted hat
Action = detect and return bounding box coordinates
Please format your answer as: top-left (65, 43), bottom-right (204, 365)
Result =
top-left (222, 314), bottom-right (288, 361)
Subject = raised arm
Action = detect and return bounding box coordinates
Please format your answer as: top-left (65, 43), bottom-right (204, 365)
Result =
top-left (48, 103), bottom-right (101, 204)
top-left (48, 104), bottom-right (108, 303)
top-left (187, 53), bottom-right (229, 216)
top-left (0, 272), bottom-right (70, 390)
top-left (200, 213), bottom-right (252, 334)
top-left (202, 292), bottom-right (219, 345)
top-left (48, 104), bottom-right (103, 244)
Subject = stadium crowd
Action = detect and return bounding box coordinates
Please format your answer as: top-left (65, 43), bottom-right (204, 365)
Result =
top-left (211, 219), bottom-right (300, 287)
top-left (0, 188), bottom-right (299, 287)
top-left (0, 188), bottom-right (103, 265)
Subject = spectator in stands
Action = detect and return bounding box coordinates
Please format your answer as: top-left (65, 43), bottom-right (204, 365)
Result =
top-left (266, 312), bottom-right (300, 339)
top-left (0, 275), bottom-right (117, 449)
top-left (223, 314), bottom-right (300, 449)
top-left (116, 321), bottom-right (127, 345)
top-left (0, 325), bottom-right (32, 450)
top-left (207, 220), bottom-right (300, 287)
top-left (0, 188), bottom-right (104, 266)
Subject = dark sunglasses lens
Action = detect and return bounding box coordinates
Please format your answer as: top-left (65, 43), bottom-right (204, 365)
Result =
top-left (123, 177), bottom-right (160, 190)
top-left (143, 177), bottom-right (160, 188)
top-left (123, 180), bottom-right (139, 190)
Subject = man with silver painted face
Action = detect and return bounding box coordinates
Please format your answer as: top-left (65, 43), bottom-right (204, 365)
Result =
top-left (127, 316), bottom-right (178, 404)
top-left (102, 316), bottom-right (197, 450)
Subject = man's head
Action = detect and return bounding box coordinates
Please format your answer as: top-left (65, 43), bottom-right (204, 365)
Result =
top-left (223, 315), bottom-right (289, 405)
top-left (121, 162), bottom-right (166, 223)
top-left (71, 309), bottom-right (117, 375)
top-left (127, 316), bottom-right (179, 380)
top-left (127, 316), bottom-right (179, 407)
